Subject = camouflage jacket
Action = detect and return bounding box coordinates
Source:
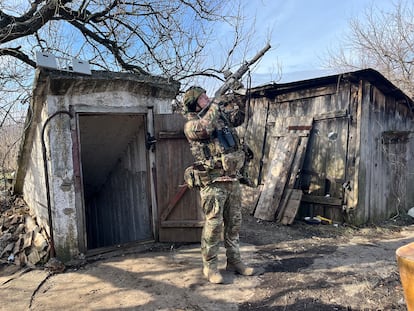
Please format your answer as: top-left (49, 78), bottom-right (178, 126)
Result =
top-left (184, 103), bottom-right (245, 183)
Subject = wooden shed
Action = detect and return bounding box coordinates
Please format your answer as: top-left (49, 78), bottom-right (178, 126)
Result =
top-left (14, 68), bottom-right (203, 261)
top-left (243, 68), bottom-right (414, 225)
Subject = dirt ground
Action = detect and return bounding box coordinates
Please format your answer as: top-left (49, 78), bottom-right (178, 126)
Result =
top-left (1, 188), bottom-right (414, 311)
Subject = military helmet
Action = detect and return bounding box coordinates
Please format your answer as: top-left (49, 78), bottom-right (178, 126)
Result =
top-left (183, 86), bottom-right (206, 113)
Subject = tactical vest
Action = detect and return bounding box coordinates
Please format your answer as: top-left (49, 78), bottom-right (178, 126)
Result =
top-left (184, 110), bottom-right (245, 186)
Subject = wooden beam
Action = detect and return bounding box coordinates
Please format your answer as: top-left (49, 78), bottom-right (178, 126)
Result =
top-left (313, 109), bottom-right (348, 121)
top-left (160, 220), bottom-right (205, 228)
top-left (158, 131), bottom-right (186, 139)
top-left (160, 185), bottom-right (188, 221)
top-left (287, 125), bottom-right (312, 131)
top-left (301, 194), bottom-right (343, 206)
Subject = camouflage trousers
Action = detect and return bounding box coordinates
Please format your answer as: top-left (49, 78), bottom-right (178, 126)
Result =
top-left (199, 181), bottom-right (242, 269)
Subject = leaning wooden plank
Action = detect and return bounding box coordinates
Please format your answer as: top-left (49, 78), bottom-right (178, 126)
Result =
top-left (272, 132), bottom-right (310, 220)
top-left (287, 135), bottom-right (310, 188)
top-left (280, 189), bottom-right (303, 225)
top-left (275, 134), bottom-right (310, 222)
top-left (254, 136), bottom-right (299, 221)
top-left (275, 120), bottom-right (313, 223)
top-left (254, 137), bottom-right (283, 220)
top-left (274, 145), bottom-right (301, 222)
top-left (277, 188), bottom-right (293, 223)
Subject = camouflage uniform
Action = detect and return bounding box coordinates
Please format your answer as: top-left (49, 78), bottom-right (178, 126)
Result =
top-left (200, 181), bottom-right (242, 269)
top-left (184, 101), bottom-right (245, 271)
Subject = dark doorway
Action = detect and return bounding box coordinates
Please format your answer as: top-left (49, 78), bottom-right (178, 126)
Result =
top-left (78, 114), bottom-right (153, 249)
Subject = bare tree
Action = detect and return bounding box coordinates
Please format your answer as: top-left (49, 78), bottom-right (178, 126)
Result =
top-left (0, 54), bottom-right (31, 179)
top-left (324, 0), bottom-right (414, 99)
top-left (0, 0), bottom-right (258, 175)
top-left (0, 1), bottom-right (248, 80)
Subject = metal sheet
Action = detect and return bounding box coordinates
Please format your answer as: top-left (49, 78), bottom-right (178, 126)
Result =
top-left (78, 114), bottom-right (152, 249)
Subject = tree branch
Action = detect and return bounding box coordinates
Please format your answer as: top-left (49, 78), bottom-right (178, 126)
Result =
top-left (0, 0), bottom-right (72, 44)
top-left (0, 47), bottom-right (36, 68)
top-left (67, 19), bottom-right (149, 75)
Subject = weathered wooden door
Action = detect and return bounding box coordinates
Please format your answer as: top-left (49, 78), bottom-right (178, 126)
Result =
top-left (300, 110), bottom-right (350, 219)
top-left (154, 113), bottom-right (203, 242)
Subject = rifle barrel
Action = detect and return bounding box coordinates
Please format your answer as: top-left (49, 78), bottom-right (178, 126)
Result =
top-left (198, 43), bottom-right (271, 118)
top-left (214, 43), bottom-right (271, 97)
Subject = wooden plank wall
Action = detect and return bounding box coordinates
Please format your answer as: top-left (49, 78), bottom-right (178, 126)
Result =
top-left (243, 98), bottom-right (270, 186)
top-left (354, 82), bottom-right (414, 224)
top-left (245, 83), bottom-right (358, 223)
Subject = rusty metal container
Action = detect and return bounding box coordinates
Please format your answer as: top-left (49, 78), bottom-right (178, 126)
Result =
top-left (396, 242), bottom-right (414, 311)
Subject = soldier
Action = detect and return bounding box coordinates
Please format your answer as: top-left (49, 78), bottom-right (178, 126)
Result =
top-left (182, 86), bottom-right (255, 284)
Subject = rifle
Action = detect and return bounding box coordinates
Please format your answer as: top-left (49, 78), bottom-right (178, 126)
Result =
top-left (198, 43), bottom-right (271, 118)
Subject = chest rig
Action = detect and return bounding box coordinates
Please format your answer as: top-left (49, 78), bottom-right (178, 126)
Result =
top-left (185, 109), bottom-right (245, 186)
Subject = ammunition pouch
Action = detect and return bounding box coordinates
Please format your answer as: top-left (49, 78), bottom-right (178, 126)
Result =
top-left (214, 127), bottom-right (237, 153)
top-left (221, 150), bottom-right (245, 176)
top-left (184, 164), bottom-right (212, 188)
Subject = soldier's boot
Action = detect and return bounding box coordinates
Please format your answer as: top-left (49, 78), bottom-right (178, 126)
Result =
top-left (226, 261), bottom-right (255, 276)
top-left (203, 266), bottom-right (224, 284)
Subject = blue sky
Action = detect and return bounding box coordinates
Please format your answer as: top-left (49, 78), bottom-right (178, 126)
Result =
top-left (238, 0), bottom-right (395, 84)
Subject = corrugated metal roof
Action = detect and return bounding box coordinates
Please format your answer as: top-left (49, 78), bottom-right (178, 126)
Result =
top-left (249, 68), bottom-right (413, 107)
